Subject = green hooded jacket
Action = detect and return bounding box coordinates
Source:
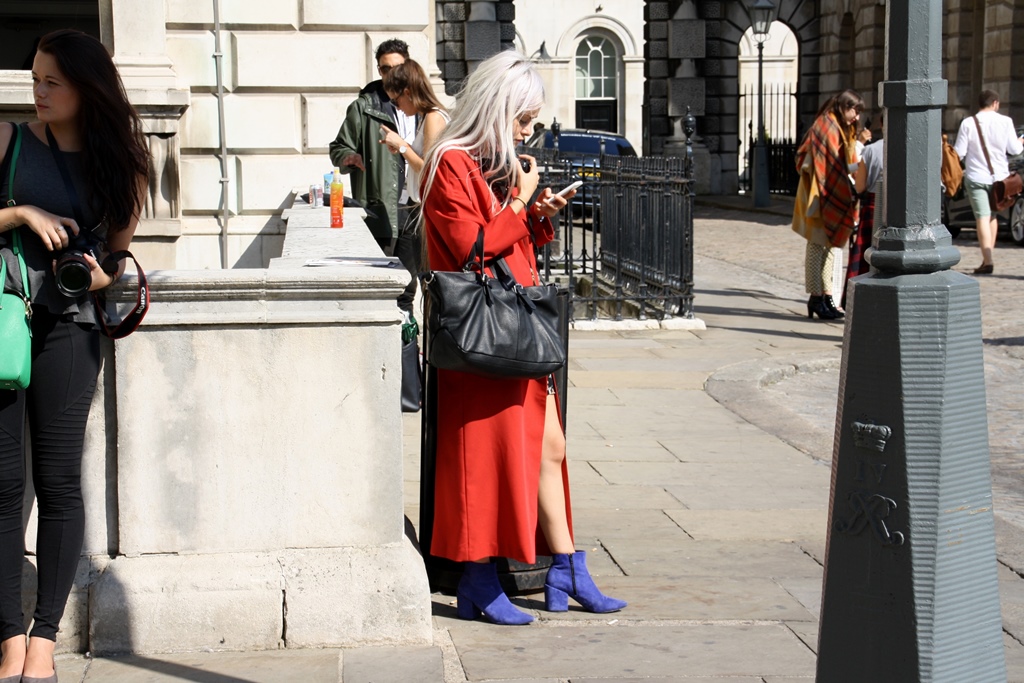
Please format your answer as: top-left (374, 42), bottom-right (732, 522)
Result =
top-left (329, 81), bottom-right (402, 242)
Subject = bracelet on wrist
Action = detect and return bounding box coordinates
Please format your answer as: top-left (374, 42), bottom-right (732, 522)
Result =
top-left (511, 197), bottom-right (527, 212)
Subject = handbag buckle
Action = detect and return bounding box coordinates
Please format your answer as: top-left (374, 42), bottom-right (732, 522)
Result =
top-left (22, 296), bottom-right (31, 321)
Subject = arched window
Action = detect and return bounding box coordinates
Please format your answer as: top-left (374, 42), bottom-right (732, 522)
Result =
top-left (575, 36), bottom-right (617, 99)
top-left (574, 35), bottom-right (619, 132)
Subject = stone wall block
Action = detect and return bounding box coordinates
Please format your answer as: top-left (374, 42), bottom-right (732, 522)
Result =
top-left (304, 94), bottom-right (356, 152)
top-left (180, 156), bottom-right (239, 215)
top-left (443, 41), bottom-right (466, 61)
top-left (442, 3), bottom-right (467, 22)
top-left (703, 2), bottom-right (723, 19)
top-left (443, 61), bottom-right (468, 84)
top-left (669, 20), bottom-right (705, 59)
top-left (649, 117), bottom-right (669, 137)
top-left (648, 40), bottom-right (667, 59)
top-left (441, 22), bottom-right (465, 42)
top-left (232, 32), bottom-right (364, 89)
top-left (499, 22), bottom-right (516, 42)
top-left (644, 2), bottom-right (669, 21)
top-left (167, 32), bottom-right (234, 91)
top-left (181, 94), bottom-right (302, 152)
top-left (465, 21), bottom-right (501, 60)
top-left (647, 21), bottom-right (667, 41)
top-left (115, 313), bottom-right (404, 554)
top-left (283, 544), bottom-right (432, 647)
top-left (89, 554), bottom-right (284, 654)
top-left (668, 78), bottom-right (706, 117)
top-left (301, 0), bottom-right (429, 27)
top-left (648, 59), bottom-right (669, 80)
top-left (649, 97), bottom-right (668, 117)
top-left (495, 2), bottom-right (515, 21)
top-left (166, 0), bottom-right (298, 28)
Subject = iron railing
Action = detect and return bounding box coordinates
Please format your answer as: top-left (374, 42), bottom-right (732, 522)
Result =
top-left (526, 141), bottom-right (695, 321)
top-left (739, 82), bottom-right (801, 196)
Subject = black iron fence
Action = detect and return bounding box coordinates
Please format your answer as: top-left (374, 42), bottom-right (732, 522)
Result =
top-left (739, 82), bottom-right (800, 196)
top-left (526, 144), bottom-right (695, 321)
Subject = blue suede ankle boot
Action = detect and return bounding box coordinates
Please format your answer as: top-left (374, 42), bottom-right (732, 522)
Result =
top-left (544, 550), bottom-right (627, 613)
top-left (456, 561), bottom-right (534, 625)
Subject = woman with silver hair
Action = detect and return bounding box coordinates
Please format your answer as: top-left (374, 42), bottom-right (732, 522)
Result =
top-left (420, 50), bottom-right (626, 625)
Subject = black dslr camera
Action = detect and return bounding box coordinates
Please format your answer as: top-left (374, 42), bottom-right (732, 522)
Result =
top-left (55, 226), bottom-right (105, 298)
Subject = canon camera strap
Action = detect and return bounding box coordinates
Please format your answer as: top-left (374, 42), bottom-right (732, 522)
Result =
top-left (44, 125), bottom-right (149, 339)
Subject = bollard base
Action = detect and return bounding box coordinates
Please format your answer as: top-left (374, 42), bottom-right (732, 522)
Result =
top-left (816, 271), bottom-right (1006, 681)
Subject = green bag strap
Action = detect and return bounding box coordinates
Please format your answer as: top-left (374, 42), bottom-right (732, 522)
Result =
top-left (6, 122), bottom-right (20, 208)
top-left (2, 124), bottom-right (29, 300)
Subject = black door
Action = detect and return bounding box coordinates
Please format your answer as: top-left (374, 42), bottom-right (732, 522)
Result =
top-left (575, 100), bottom-right (617, 133)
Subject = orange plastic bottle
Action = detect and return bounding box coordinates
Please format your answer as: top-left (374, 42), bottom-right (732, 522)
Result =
top-left (330, 168), bottom-right (344, 228)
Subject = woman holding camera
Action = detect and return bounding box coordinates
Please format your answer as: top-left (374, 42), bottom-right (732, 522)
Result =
top-left (419, 50), bottom-right (626, 625)
top-left (0, 30), bottom-right (148, 681)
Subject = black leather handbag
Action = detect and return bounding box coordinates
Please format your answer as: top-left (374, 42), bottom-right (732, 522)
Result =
top-left (422, 227), bottom-right (565, 379)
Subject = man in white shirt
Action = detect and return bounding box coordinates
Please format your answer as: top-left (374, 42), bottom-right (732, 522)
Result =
top-left (954, 89), bottom-right (1024, 274)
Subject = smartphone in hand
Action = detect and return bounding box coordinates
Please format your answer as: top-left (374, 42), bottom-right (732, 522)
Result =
top-left (555, 180), bottom-right (583, 197)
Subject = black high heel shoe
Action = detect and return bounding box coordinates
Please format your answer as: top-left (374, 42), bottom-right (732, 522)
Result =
top-left (807, 295), bottom-right (839, 320)
top-left (822, 294), bottom-right (844, 318)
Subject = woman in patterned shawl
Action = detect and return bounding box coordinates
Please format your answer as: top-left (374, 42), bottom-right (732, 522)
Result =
top-left (792, 89), bottom-right (864, 320)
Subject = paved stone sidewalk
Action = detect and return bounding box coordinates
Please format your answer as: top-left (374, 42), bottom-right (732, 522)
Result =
top-left (59, 197), bottom-right (1024, 681)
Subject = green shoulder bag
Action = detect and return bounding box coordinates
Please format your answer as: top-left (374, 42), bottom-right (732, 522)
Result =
top-left (0, 123), bottom-right (31, 390)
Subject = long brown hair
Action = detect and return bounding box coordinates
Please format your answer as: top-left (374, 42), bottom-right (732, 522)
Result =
top-left (816, 89), bottom-right (865, 139)
top-left (383, 59), bottom-right (447, 116)
top-left (37, 30), bottom-right (149, 232)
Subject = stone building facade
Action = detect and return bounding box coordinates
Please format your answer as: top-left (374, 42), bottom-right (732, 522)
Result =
top-left (0, 0), bottom-right (1021, 270)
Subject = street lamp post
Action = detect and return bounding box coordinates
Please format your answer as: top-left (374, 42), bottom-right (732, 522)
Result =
top-left (748, 0), bottom-right (774, 208)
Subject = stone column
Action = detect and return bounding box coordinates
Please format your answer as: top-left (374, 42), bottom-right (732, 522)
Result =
top-left (100, 0), bottom-right (190, 255)
top-left (815, 2), bottom-right (1006, 679)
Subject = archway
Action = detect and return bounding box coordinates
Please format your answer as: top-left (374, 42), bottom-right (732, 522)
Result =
top-left (737, 20), bottom-right (799, 194)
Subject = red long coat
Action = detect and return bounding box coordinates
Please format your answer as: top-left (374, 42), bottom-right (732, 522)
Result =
top-left (422, 149), bottom-right (573, 564)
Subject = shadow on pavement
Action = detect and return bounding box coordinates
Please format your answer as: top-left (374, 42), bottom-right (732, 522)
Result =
top-left (93, 655), bottom-right (257, 683)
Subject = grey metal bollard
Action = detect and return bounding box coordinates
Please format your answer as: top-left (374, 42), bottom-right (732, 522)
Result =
top-left (815, 3), bottom-right (1006, 681)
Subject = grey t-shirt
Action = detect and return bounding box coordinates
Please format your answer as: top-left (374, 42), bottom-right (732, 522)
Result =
top-left (0, 123), bottom-right (106, 327)
top-left (861, 140), bottom-right (883, 195)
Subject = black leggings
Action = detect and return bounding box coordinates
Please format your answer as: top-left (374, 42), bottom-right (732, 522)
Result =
top-left (0, 308), bottom-right (100, 641)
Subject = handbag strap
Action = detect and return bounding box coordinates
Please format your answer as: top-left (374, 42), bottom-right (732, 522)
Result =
top-left (973, 115), bottom-right (996, 181)
top-left (0, 124), bottom-right (28, 301)
top-left (44, 124), bottom-right (88, 228)
top-left (0, 122), bottom-right (22, 208)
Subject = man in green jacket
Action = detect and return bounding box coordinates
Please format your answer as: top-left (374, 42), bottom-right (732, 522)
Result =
top-left (329, 38), bottom-right (412, 250)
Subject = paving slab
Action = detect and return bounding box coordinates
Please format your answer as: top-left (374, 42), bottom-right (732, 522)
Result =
top-left (664, 509), bottom-right (828, 542)
top-left (342, 645), bottom-right (442, 683)
top-left (1006, 632), bottom-right (1024, 683)
top-left (774, 576), bottom-right (824, 620)
top-left (665, 484), bottom-right (829, 511)
top-left (602, 539), bottom-right (824, 579)
top-left (591, 461), bottom-right (830, 490)
top-left (568, 370), bottom-right (710, 390)
top-left (1002, 578), bottom-right (1024, 642)
top-left (571, 509), bottom-right (691, 541)
top-left (574, 443), bottom-right (680, 463)
top-left (569, 484), bottom-right (686, 510)
top-left (83, 648), bottom-right (342, 682)
top-left (447, 623), bottom-right (816, 680)
top-left (520, 575), bottom-right (813, 622)
top-left (574, 678), bottom-right (759, 683)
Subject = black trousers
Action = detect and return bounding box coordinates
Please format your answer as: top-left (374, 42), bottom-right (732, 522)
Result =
top-left (0, 308), bottom-right (100, 641)
top-left (394, 203), bottom-right (422, 314)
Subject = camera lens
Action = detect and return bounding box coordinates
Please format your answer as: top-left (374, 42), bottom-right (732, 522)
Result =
top-left (55, 252), bottom-right (92, 298)
top-left (520, 159), bottom-right (531, 173)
